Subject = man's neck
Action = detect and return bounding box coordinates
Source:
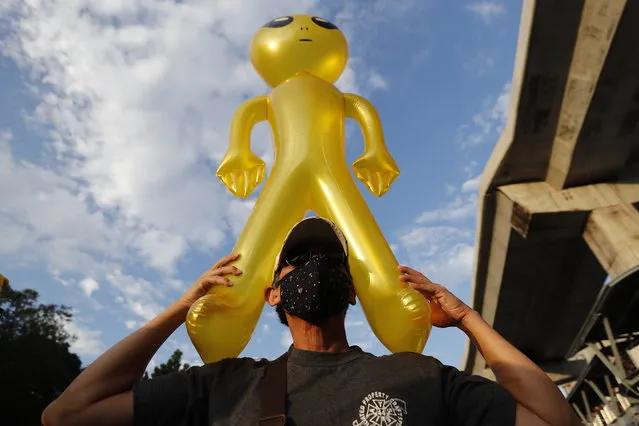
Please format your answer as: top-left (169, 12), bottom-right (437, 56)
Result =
top-left (288, 316), bottom-right (350, 353)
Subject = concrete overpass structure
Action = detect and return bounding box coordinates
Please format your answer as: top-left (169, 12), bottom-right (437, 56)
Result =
top-left (462, 0), bottom-right (639, 388)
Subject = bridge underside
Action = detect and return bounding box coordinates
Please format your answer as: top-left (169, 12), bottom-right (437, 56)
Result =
top-left (463, 0), bottom-right (639, 384)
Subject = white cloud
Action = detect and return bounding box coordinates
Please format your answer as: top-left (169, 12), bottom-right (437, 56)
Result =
top-left (353, 340), bottom-right (374, 351)
top-left (105, 269), bottom-right (164, 322)
top-left (466, 1), bottom-right (505, 23)
top-left (65, 320), bottom-right (104, 357)
top-left (412, 48), bottom-right (430, 67)
top-left (264, 310), bottom-right (278, 320)
top-left (0, 131), bottom-right (122, 274)
top-left (400, 226), bottom-right (471, 258)
top-left (419, 243), bottom-right (475, 287)
top-left (461, 176), bottom-right (480, 193)
top-left (367, 70), bottom-right (388, 90)
top-left (493, 83), bottom-right (511, 124)
top-left (132, 229), bottom-right (187, 275)
top-left (0, 0), bottom-right (400, 281)
top-left (463, 50), bottom-right (496, 76)
top-left (398, 226), bottom-right (475, 289)
top-left (0, 0), bottom-right (421, 362)
top-left (280, 331), bottom-right (293, 349)
top-left (396, 177), bottom-right (478, 290)
top-left (463, 161), bottom-right (479, 177)
top-left (336, 0), bottom-right (419, 32)
top-left (458, 82), bottom-right (511, 149)
top-left (0, 0), bottom-right (329, 280)
top-left (227, 199), bottom-right (256, 238)
top-left (345, 319), bottom-right (366, 329)
top-left (79, 277), bottom-right (99, 297)
top-left (416, 194), bottom-right (477, 224)
top-left (344, 306), bottom-right (379, 352)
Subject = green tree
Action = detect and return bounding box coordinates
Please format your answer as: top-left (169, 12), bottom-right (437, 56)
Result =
top-left (0, 285), bottom-right (82, 425)
top-left (143, 349), bottom-right (191, 379)
top-left (0, 273), bottom-right (8, 290)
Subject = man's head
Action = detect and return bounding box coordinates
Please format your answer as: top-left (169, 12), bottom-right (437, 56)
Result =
top-left (264, 217), bottom-right (356, 327)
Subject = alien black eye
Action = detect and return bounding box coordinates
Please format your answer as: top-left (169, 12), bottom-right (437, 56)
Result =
top-left (311, 16), bottom-right (338, 30)
top-left (263, 16), bottom-right (293, 28)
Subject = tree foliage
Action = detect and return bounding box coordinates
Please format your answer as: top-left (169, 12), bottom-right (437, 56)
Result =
top-left (0, 278), bottom-right (192, 424)
top-left (143, 349), bottom-right (191, 379)
top-left (0, 285), bottom-right (82, 425)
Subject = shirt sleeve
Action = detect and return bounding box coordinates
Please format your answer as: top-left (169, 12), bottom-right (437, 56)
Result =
top-left (441, 365), bottom-right (517, 426)
top-left (133, 366), bottom-right (209, 426)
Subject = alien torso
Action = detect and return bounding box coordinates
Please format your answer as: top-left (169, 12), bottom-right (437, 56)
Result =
top-left (269, 74), bottom-right (347, 170)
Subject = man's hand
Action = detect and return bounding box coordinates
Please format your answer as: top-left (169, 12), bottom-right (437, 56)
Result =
top-left (40, 257), bottom-right (246, 426)
top-left (398, 265), bottom-right (473, 328)
top-left (176, 253), bottom-right (243, 311)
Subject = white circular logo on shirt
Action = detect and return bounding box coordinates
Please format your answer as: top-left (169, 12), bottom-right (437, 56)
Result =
top-left (352, 391), bottom-right (407, 426)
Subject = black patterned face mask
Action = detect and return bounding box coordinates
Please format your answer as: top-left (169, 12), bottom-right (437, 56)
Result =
top-left (277, 256), bottom-right (352, 325)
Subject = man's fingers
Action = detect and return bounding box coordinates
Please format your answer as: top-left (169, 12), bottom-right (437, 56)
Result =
top-left (408, 281), bottom-right (439, 294)
top-left (210, 265), bottom-right (243, 277)
top-left (398, 265), bottom-right (438, 289)
top-left (397, 265), bottom-right (420, 276)
top-left (212, 253), bottom-right (240, 269)
top-left (398, 272), bottom-right (434, 285)
top-left (201, 276), bottom-right (233, 288)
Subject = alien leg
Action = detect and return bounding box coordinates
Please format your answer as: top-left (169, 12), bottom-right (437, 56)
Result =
top-left (187, 169), bottom-right (311, 363)
top-left (312, 171), bottom-right (432, 353)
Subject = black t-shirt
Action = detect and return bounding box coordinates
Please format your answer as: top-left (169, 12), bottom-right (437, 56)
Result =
top-left (134, 346), bottom-right (516, 425)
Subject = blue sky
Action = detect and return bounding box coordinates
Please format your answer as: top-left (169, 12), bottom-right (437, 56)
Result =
top-left (0, 0), bottom-right (520, 370)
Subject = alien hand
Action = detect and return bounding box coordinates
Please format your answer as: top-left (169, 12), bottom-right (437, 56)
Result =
top-left (216, 151), bottom-right (266, 198)
top-left (352, 150), bottom-right (400, 197)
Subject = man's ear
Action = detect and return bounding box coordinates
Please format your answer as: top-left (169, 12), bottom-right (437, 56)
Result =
top-left (264, 285), bottom-right (281, 307)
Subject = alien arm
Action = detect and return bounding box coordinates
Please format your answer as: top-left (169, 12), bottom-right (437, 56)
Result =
top-left (228, 95), bottom-right (269, 153)
top-left (344, 93), bottom-right (388, 154)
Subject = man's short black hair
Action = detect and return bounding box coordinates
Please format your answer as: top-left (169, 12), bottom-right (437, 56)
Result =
top-left (275, 303), bottom-right (289, 326)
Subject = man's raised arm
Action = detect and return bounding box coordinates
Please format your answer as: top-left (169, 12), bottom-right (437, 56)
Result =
top-left (42, 254), bottom-right (241, 426)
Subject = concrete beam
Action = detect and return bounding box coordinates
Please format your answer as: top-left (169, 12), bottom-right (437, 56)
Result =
top-left (583, 203), bottom-right (639, 277)
top-left (464, 0), bottom-right (585, 374)
top-left (466, 191), bottom-right (514, 375)
top-left (498, 181), bottom-right (639, 240)
top-left (468, 185), bottom-right (606, 375)
top-left (546, 0), bottom-right (628, 189)
top-left (464, 0), bottom-right (639, 376)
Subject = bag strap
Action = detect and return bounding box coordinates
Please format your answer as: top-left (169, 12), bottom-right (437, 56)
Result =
top-left (259, 353), bottom-right (288, 426)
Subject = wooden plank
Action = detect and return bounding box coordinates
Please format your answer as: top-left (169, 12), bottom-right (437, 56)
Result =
top-left (583, 204), bottom-right (639, 277)
top-left (546, 0), bottom-right (628, 189)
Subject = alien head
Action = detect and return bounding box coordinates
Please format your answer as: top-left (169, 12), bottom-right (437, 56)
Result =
top-left (250, 15), bottom-right (348, 88)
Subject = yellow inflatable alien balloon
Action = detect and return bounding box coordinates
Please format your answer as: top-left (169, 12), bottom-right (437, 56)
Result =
top-left (186, 14), bottom-right (432, 363)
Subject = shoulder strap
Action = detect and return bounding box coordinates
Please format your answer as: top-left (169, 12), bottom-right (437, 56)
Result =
top-left (259, 353), bottom-right (288, 426)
